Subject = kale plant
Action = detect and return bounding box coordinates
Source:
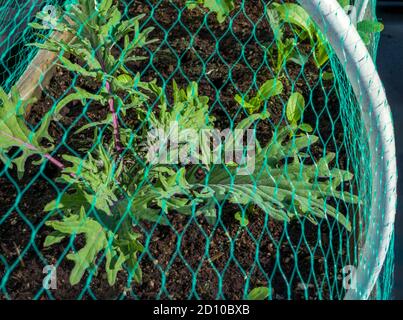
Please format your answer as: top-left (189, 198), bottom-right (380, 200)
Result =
top-left (41, 81), bottom-right (216, 285)
top-left (30, 0), bottom-right (157, 154)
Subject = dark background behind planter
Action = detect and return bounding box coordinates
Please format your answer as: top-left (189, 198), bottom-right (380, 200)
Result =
top-left (377, 0), bottom-right (403, 300)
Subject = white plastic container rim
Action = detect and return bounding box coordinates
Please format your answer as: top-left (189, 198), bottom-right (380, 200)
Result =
top-left (298, 0), bottom-right (397, 300)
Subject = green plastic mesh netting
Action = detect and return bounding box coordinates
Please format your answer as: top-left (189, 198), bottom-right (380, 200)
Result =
top-left (0, 0), bottom-right (396, 300)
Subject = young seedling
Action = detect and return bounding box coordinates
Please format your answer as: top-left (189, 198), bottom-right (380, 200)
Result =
top-left (234, 79), bottom-right (283, 114)
top-left (286, 91), bottom-right (312, 133)
top-left (267, 2), bottom-right (329, 70)
top-left (267, 7), bottom-right (301, 73)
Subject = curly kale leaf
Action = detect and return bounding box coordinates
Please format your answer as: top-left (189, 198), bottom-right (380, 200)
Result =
top-left (0, 86), bottom-right (53, 178)
top-left (29, 0), bottom-right (157, 78)
top-left (45, 206), bottom-right (143, 285)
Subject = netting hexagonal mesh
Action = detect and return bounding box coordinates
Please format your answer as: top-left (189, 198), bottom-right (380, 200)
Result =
top-left (0, 0), bottom-right (395, 300)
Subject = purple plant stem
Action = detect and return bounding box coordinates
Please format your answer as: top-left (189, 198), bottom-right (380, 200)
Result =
top-left (105, 81), bottom-right (123, 154)
top-left (0, 129), bottom-right (77, 178)
top-left (43, 154), bottom-right (65, 170)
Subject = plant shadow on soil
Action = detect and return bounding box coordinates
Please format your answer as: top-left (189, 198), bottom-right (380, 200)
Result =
top-left (0, 0), bottom-right (358, 300)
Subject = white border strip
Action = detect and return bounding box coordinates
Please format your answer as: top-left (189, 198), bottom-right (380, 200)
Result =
top-left (298, 0), bottom-right (397, 300)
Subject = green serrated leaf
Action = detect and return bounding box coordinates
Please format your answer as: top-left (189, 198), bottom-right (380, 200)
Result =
top-left (58, 56), bottom-right (98, 78)
top-left (53, 88), bottom-right (106, 118)
top-left (0, 86), bottom-right (53, 178)
top-left (44, 147), bottom-right (120, 215)
top-left (30, 0), bottom-right (156, 80)
top-left (105, 245), bottom-right (126, 285)
top-left (46, 207), bottom-right (108, 285)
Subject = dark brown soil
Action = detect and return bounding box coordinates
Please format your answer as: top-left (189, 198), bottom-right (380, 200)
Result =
top-left (0, 0), bottom-right (356, 300)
